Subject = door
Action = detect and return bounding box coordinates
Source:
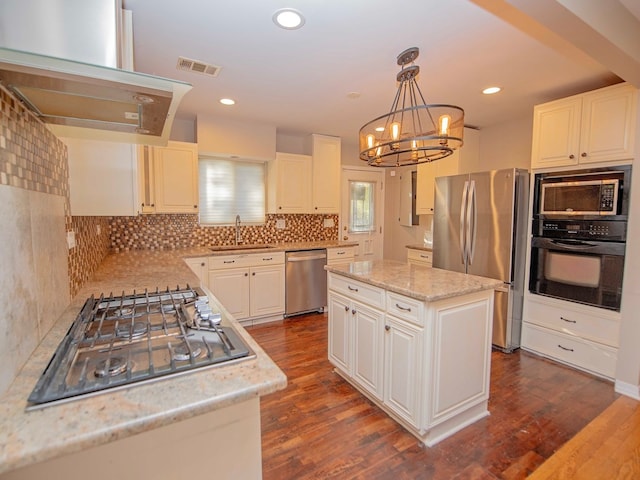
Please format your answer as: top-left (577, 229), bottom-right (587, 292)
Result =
top-left (352, 301), bottom-right (384, 400)
top-left (250, 265), bottom-right (285, 317)
top-left (208, 268), bottom-right (250, 319)
top-left (341, 167), bottom-right (385, 261)
top-left (433, 173), bottom-right (469, 273)
top-left (465, 169), bottom-right (515, 282)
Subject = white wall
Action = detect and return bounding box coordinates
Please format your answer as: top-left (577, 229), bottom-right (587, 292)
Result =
top-left (475, 115), bottom-right (533, 172)
top-left (196, 115), bottom-right (277, 160)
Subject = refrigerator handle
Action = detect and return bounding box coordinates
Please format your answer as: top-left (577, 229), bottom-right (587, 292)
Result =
top-left (459, 180), bottom-right (469, 264)
top-left (467, 180), bottom-right (477, 264)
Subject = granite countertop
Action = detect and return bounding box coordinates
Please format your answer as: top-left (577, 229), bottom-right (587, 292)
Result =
top-left (325, 259), bottom-right (503, 302)
top-left (0, 249), bottom-right (287, 475)
top-left (406, 244), bottom-right (433, 252)
top-left (184, 240), bottom-right (358, 257)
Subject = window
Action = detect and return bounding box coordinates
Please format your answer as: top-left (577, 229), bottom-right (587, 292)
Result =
top-left (349, 180), bottom-right (375, 233)
top-left (199, 157), bottom-right (266, 225)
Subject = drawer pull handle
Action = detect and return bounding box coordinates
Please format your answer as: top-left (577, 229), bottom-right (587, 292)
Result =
top-left (420, 254), bottom-right (430, 259)
top-left (560, 316), bottom-right (577, 324)
top-left (348, 286), bottom-right (359, 292)
top-left (557, 344), bottom-right (574, 352)
top-left (263, 257), bottom-right (273, 261)
top-left (337, 251), bottom-right (345, 255)
top-left (223, 260), bottom-right (235, 264)
top-left (396, 303), bottom-right (411, 312)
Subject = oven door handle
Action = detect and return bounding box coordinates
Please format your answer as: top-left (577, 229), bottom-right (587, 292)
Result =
top-left (549, 239), bottom-right (598, 249)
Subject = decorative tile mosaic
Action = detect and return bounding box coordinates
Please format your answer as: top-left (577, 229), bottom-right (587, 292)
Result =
top-left (109, 213), bottom-right (339, 251)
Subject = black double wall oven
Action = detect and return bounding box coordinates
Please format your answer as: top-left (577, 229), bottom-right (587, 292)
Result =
top-left (529, 165), bottom-right (631, 311)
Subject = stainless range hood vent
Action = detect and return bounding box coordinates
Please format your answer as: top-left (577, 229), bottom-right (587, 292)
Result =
top-left (177, 56), bottom-right (221, 77)
top-left (0, 47), bottom-right (192, 145)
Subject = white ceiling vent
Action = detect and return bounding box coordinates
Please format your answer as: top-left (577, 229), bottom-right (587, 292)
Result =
top-left (176, 57), bottom-right (221, 77)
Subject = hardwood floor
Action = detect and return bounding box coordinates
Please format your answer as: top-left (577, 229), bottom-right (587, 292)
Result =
top-left (247, 313), bottom-right (618, 479)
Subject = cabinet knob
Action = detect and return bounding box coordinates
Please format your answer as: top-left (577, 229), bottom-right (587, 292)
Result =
top-left (279, 206), bottom-right (282, 210)
top-left (244, 273), bottom-right (248, 277)
top-left (194, 205), bottom-right (198, 208)
top-left (344, 305), bottom-right (349, 312)
top-left (569, 154), bottom-right (575, 159)
top-left (200, 262), bottom-right (205, 267)
top-left (252, 272), bottom-right (256, 276)
top-left (581, 152), bottom-right (587, 157)
top-left (315, 206), bottom-right (318, 210)
top-left (351, 309), bottom-right (356, 315)
top-left (385, 325), bottom-right (391, 331)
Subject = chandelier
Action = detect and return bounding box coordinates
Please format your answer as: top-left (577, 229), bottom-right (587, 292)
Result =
top-left (359, 47), bottom-right (464, 167)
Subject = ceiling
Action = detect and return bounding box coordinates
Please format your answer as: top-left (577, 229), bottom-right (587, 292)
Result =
top-left (122, 0), bottom-right (640, 147)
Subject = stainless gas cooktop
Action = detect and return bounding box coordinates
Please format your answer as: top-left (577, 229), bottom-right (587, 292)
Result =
top-left (27, 286), bottom-right (254, 410)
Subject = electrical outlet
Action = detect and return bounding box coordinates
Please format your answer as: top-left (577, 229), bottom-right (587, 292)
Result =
top-left (323, 218), bottom-right (335, 228)
top-left (276, 219), bottom-right (286, 229)
top-left (66, 231), bottom-right (76, 250)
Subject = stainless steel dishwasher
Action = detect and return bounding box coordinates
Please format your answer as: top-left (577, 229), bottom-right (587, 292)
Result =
top-left (285, 249), bottom-right (327, 317)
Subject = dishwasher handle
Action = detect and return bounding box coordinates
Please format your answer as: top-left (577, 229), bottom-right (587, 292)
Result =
top-left (286, 254), bottom-right (327, 262)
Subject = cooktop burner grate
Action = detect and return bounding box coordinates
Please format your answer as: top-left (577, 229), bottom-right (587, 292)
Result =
top-left (26, 285), bottom-right (253, 410)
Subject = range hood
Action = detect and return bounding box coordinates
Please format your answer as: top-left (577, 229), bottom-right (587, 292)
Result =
top-left (0, 47), bottom-right (192, 145)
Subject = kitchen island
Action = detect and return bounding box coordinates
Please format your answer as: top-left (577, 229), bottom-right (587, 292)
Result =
top-left (325, 259), bottom-right (502, 446)
top-left (0, 249), bottom-right (287, 479)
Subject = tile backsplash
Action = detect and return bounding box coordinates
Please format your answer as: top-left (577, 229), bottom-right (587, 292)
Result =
top-left (109, 213), bottom-right (339, 251)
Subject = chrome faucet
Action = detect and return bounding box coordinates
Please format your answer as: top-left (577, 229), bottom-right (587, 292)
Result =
top-left (235, 214), bottom-right (243, 245)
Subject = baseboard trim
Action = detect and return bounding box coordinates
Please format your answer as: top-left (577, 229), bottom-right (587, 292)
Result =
top-left (614, 380), bottom-right (640, 400)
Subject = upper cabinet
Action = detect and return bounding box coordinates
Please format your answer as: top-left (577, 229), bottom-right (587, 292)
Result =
top-left (65, 137), bottom-right (138, 216)
top-left (531, 83), bottom-right (637, 169)
top-left (267, 152), bottom-right (311, 214)
top-left (309, 134), bottom-right (341, 213)
top-left (415, 128), bottom-right (479, 215)
top-left (138, 141), bottom-right (199, 214)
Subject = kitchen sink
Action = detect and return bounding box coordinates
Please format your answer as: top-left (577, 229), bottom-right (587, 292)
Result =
top-left (209, 244), bottom-right (276, 252)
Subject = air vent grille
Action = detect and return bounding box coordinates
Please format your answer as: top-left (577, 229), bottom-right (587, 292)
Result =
top-left (176, 57), bottom-right (221, 77)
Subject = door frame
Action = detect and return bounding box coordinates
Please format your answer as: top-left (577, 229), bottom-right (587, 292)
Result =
top-left (340, 166), bottom-right (385, 260)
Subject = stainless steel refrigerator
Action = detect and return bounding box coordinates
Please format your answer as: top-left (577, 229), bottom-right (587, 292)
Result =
top-left (433, 168), bottom-right (529, 352)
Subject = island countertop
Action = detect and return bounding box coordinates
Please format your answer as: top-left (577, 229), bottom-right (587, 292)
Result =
top-left (325, 259), bottom-right (503, 302)
top-left (0, 249), bottom-right (287, 475)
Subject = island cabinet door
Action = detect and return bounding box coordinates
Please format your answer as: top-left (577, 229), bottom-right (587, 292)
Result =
top-left (384, 315), bottom-right (423, 428)
top-left (428, 292), bottom-right (492, 426)
top-left (352, 301), bottom-right (384, 401)
top-left (328, 292), bottom-right (352, 374)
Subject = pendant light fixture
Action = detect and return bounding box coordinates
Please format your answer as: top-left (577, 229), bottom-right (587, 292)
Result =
top-left (359, 47), bottom-right (464, 167)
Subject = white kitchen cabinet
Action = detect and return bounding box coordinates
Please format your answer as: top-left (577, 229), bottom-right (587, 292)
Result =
top-left (184, 257), bottom-right (208, 289)
top-left (65, 137), bottom-right (138, 216)
top-left (138, 141), bottom-right (199, 214)
top-left (208, 252), bottom-right (285, 324)
top-left (309, 134), bottom-right (341, 213)
top-left (326, 245), bottom-right (356, 266)
top-left (327, 271), bottom-right (494, 446)
top-left (531, 83), bottom-right (637, 169)
top-left (327, 278), bottom-right (385, 400)
top-left (406, 247), bottom-right (432, 267)
top-left (415, 128), bottom-right (479, 215)
top-left (384, 314), bottom-right (422, 426)
top-left (267, 152), bottom-right (311, 214)
top-left (521, 293), bottom-right (621, 379)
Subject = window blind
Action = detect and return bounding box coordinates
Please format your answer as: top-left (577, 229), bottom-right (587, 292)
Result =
top-left (198, 157), bottom-right (266, 225)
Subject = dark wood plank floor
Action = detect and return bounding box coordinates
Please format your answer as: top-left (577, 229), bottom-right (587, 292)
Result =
top-left (247, 313), bottom-right (618, 479)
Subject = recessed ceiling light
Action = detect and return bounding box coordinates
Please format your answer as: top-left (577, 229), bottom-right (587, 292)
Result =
top-left (273, 8), bottom-right (305, 30)
top-left (482, 86), bottom-right (501, 95)
top-left (220, 98), bottom-right (235, 105)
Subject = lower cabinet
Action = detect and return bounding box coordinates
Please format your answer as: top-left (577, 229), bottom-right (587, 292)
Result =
top-left (184, 257), bottom-right (209, 289)
top-left (327, 272), bottom-right (493, 446)
top-left (521, 294), bottom-right (620, 379)
top-left (406, 247), bottom-right (432, 267)
top-left (326, 245), bottom-right (356, 266)
top-left (208, 253), bottom-right (285, 324)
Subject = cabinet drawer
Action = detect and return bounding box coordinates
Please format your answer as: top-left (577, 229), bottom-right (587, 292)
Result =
top-left (208, 251), bottom-right (285, 270)
top-left (407, 248), bottom-right (432, 266)
top-left (524, 297), bottom-right (620, 347)
top-left (328, 273), bottom-right (384, 309)
top-left (327, 246), bottom-right (355, 263)
top-left (386, 292), bottom-right (424, 327)
top-left (521, 323), bottom-right (617, 379)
